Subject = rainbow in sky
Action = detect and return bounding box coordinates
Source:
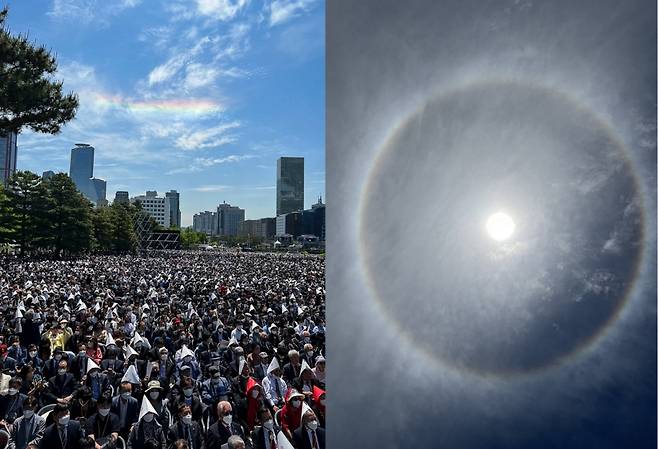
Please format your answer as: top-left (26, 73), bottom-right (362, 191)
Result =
top-left (91, 93), bottom-right (223, 115)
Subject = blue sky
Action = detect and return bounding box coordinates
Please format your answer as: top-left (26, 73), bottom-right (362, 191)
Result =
top-left (5, 0), bottom-right (324, 225)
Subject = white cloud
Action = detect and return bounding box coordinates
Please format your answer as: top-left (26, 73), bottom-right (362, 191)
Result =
top-left (175, 122), bottom-right (241, 150)
top-left (190, 185), bottom-right (232, 192)
top-left (196, 0), bottom-right (249, 20)
top-left (166, 154), bottom-right (254, 174)
top-left (184, 63), bottom-right (219, 90)
top-left (48, 0), bottom-right (142, 25)
top-left (148, 55), bottom-right (187, 86)
top-left (269, 0), bottom-right (317, 26)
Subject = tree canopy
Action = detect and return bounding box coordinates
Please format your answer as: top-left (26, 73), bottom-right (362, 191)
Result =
top-left (0, 7), bottom-right (78, 135)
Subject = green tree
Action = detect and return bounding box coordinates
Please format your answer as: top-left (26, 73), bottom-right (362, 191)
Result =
top-left (92, 206), bottom-right (115, 252)
top-left (4, 171), bottom-right (51, 254)
top-left (180, 227), bottom-right (207, 249)
top-left (0, 184), bottom-right (14, 248)
top-left (111, 202), bottom-right (137, 252)
top-left (45, 173), bottom-right (94, 255)
top-left (0, 8), bottom-right (78, 135)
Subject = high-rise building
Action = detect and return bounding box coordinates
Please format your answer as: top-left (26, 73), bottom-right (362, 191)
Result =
top-left (42, 170), bottom-right (55, 180)
top-left (131, 191), bottom-right (171, 228)
top-left (114, 191), bottom-right (129, 204)
top-left (276, 157), bottom-right (304, 216)
top-left (193, 211), bottom-right (217, 235)
top-left (240, 217), bottom-right (276, 239)
top-left (216, 202), bottom-right (245, 236)
top-left (69, 144), bottom-right (106, 205)
top-left (165, 190), bottom-right (181, 228)
top-left (0, 132), bottom-right (18, 185)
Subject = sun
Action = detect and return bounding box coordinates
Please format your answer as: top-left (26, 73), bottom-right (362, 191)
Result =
top-left (486, 212), bottom-right (515, 241)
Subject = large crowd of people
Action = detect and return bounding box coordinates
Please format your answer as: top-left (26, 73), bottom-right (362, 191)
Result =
top-left (0, 251), bottom-right (326, 449)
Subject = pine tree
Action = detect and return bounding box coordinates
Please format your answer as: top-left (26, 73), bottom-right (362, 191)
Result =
top-left (0, 8), bottom-right (78, 135)
top-left (92, 206), bottom-right (115, 252)
top-left (4, 171), bottom-right (51, 254)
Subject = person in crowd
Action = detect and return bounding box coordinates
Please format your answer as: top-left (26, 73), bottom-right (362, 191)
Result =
top-left (261, 359), bottom-right (287, 412)
top-left (250, 408), bottom-right (281, 449)
top-left (111, 382), bottom-right (139, 439)
top-left (292, 407), bottom-right (325, 449)
top-left (127, 398), bottom-right (166, 449)
top-left (41, 404), bottom-right (84, 449)
top-left (7, 396), bottom-right (45, 449)
top-left (206, 401), bottom-right (249, 449)
top-left (85, 395), bottom-right (120, 447)
top-left (0, 377), bottom-right (27, 423)
top-left (282, 352), bottom-right (300, 384)
top-left (44, 360), bottom-right (78, 405)
top-left (279, 390), bottom-right (305, 442)
top-left (167, 404), bottom-right (204, 449)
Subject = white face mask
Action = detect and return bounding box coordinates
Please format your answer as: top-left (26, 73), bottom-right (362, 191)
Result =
top-left (181, 415), bottom-right (192, 425)
top-left (98, 408), bottom-right (110, 417)
top-left (23, 410), bottom-right (34, 419)
top-left (59, 415), bottom-right (70, 426)
top-left (29, 351), bottom-right (37, 358)
top-left (58, 369), bottom-right (66, 376)
top-left (160, 354), bottom-right (168, 361)
top-left (149, 391), bottom-right (160, 400)
top-left (142, 413), bottom-right (154, 423)
top-left (263, 420), bottom-right (274, 430)
top-left (291, 399), bottom-right (301, 408)
top-left (211, 377), bottom-right (220, 384)
top-left (222, 414), bottom-right (232, 425)
top-left (183, 388), bottom-right (193, 397)
top-left (251, 390), bottom-right (259, 399)
top-left (54, 355), bottom-right (62, 361)
top-left (121, 392), bottom-right (131, 400)
top-left (306, 351), bottom-right (313, 358)
top-left (8, 388), bottom-right (17, 396)
top-left (306, 420), bottom-right (318, 431)
top-left (90, 371), bottom-right (99, 378)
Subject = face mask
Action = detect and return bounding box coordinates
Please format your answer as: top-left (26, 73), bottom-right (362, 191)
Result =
top-left (306, 420), bottom-right (318, 431)
top-left (29, 351), bottom-right (37, 358)
top-left (160, 354), bottom-right (168, 361)
top-left (142, 414), bottom-right (154, 423)
top-left (236, 325), bottom-right (242, 330)
top-left (222, 415), bottom-right (232, 425)
top-left (217, 327), bottom-right (223, 333)
top-left (8, 388), bottom-right (17, 396)
top-left (90, 371), bottom-right (98, 378)
top-left (23, 410), bottom-right (34, 419)
top-left (183, 388), bottom-right (193, 397)
top-left (59, 415), bottom-right (70, 426)
top-left (251, 390), bottom-right (259, 399)
top-left (306, 351), bottom-right (313, 358)
top-left (211, 377), bottom-right (220, 384)
top-left (263, 420), bottom-right (274, 430)
top-left (291, 400), bottom-right (301, 408)
top-left (58, 369), bottom-right (66, 376)
top-left (98, 408), bottom-right (110, 417)
top-left (181, 415), bottom-right (192, 425)
top-left (54, 355), bottom-right (62, 361)
top-left (121, 392), bottom-right (131, 400)
top-left (149, 391), bottom-right (160, 400)
top-left (79, 351), bottom-right (86, 357)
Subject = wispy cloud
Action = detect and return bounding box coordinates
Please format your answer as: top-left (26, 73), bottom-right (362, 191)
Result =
top-left (269, 0), bottom-right (318, 26)
top-left (48, 0), bottom-right (142, 25)
top-left (166, 154), bottom-right (255, 174)
top-left (196, 0), bottom-right (249, 20)
top-left (190, 184), bottom-right (232, 192)
top-left (175, 122), bottom-right (241, 150)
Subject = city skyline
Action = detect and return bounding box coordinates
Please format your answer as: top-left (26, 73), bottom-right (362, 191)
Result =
top-left (6, 0), bottom-right (325, 226)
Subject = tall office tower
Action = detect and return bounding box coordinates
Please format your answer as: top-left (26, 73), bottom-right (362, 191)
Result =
top-left (216, 202), bottom-right (245, 236)
top-left (0, 132), bottom-right (18, 185)
top-left (70, 143), bottom-right (94, 186)
top-left (165, 190), bottom-right (181, 228)
top-left (114, 191), bottom-right (129, 204)
top-left (276, 156), bottom-right (304, 216)
top-left (193, 211), bottom-right (217, 235)
top-left (91, 178), bottom-right (107, 203)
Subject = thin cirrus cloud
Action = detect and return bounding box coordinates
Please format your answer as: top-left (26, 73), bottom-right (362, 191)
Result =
top-left (47, 0), bottom-right (142, 25)
top-left (166, 154), bottom-right (255, 174)
top-left (269, 0), bottom-right (318, 26)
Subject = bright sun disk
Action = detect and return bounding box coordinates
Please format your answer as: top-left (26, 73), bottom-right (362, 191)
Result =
top-left (486, 212), bottom-right (515, 241)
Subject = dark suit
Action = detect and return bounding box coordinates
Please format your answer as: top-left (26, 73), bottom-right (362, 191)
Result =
top-left (7, 413), bottom-right (46, 449)
top-left (251, 425), bottom-right (281, 449)
top-left (41, 420), bottom-right (84, 449)
top-left (85, 412), bottom-right (120, 442)
top-left (1, 356), bottom-right (17, 373)
top-left (167, 422), bottom-right (204, 449)
top-left (70, 355), bottom-right (89, 381)
top-left (44, 373), bottom-right (78, 404)
top-left (206, 421), bottom-right (251, 449)
top-left (110, 395), bottom-right (139, 438)
top-left (0, 393), bottom-right (27, 423)
top-left (292, 427), bottom-right (325, 449)
top-left (170, 394), bottom-right (203, 423)
top-left (282, 363), bottom-right (300, 383)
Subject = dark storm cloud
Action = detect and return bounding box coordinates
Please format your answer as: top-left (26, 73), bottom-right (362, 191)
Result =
top-left (327, 1), bottom-right (656, 448)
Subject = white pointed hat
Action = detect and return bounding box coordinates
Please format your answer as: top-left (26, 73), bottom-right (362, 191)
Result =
top-left (86, 358), bottom-right (101, 374)
top-left (281, 304), bottom-right (288, 314)
top-left (239, 358), bottom-right (247, 375)
top-left (297, 306), bottom-right (304, 317)
top-left (121, 365), bottom-right (140, 384)
top-left (250, 321), bottom-right (259, 332)
top-left (138, 394), bottom-right (159, 421)
top-left (300, 359), bottom-right (312, 375)
top-left (301, 401), bottom-right (313, 418)
top-left (124, 345), bottom-right (138, 359)
top-left (93, 303), bottom-right (101, 313)
top-left (179, 345), bottom-right (194, 359)
top-left (267, 358), bottom-right (280, 375)
top-left (249, 304), bottom-right (256, 313)
top-left (132, 332), bottom-right (144, 346)
top-left (276, 431), bottom-right (295, 449)
top-left (15, 308), bottom-right (23, 318)
top-left (105, 333), bottom-right (116, 347)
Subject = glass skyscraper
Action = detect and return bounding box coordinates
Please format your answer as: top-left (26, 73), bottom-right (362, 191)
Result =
top-left (276, 156), bottom-right (304, 216)
top-left (0, 132), bottom-right (18, 185)
top-left (69, 144), bottom-right (106, 205)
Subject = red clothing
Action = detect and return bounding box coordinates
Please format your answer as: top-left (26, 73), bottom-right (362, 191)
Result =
top-left (280, 389), bottom-right (304, 435)
top-left (312, 386), bottom-right (325, 414)
top-left (245, 377), bottom-right (260, 430)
